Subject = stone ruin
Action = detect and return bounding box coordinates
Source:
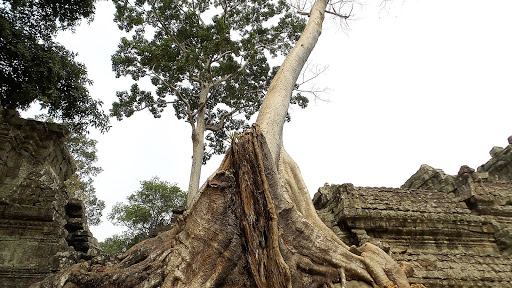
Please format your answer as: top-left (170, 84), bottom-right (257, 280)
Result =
top-left (0, 108), bottom-right (108, 288)
top-left (314, 136), bottom-right (512, 287)
top-left (1, 107), bottom-right (511, 287)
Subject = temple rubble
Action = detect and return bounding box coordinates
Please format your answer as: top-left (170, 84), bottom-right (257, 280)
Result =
top-left (314, 136), bottom-right (512, 287)
top-left (0, 108), bottom-right (111, 288)
top-left (1, 108), bottom-right (511, 287)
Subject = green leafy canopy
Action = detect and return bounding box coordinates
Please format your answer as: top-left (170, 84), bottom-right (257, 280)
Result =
top-left (108, 177), bottom-right (186, 238)
top-left (110, 0), bottom-right (308, 161)
top-left (0, 0), bottom-right (109, 134)
top-left (65, 133), bottom-right (105, 226)
top-left (102, 177), bottom-right (186, 255)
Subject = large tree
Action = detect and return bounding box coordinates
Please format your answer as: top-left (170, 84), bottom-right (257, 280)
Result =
top-left (0, 0), bottom-right (109, 134)
top-left (110, 0), bottom-right (309, 205)
top-left (100, 177), bottom-right (186, 255)
top-left (2, 0), bottom-right (109, 225)
top-left (32, 1), bottom-right (421, 287)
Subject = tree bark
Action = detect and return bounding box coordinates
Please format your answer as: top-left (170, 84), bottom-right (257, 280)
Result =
top-left (31, 1), bottom-right (424, 287)
top-left (32, 126), bottom-right (417, 288)
top-left (187, 84), bottom-right (209, 206)
top-left (256, 0), bottom-right (327, 163)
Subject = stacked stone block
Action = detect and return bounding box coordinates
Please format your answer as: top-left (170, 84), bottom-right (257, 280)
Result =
top-left (315, 136), bottom-right (512, 287)
top-left (0, 108), bottom-right (102, 288)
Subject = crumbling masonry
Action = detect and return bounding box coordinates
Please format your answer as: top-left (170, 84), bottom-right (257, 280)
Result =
top-left (0, 108), bottom-right (104, 288)
top-left (314, 136), bottom-right (512, 287)
top-left (2, 108), bottom-right (512, 287)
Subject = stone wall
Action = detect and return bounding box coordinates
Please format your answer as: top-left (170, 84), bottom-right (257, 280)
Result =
top-left (0, 108), bottom-right (103, 288)
top-left (315, 136), bottom-right (512, 287)
top-left (401, 164), bottom-right (457, 194)
top-left (477, 136), bottom-right (512, 182)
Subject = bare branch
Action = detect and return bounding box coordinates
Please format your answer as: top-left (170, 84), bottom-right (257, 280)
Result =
top-left (325, 9), bottom-right (350, 19)
top-left (295, 87), bottom-right (331, 103)
top-left (299, 62), bottom-right (329, 86)
top-left (212, 50), bottom-right (234, 63)
top-left (294, 62), bottom-right (331, 103)
top-left (191, 102), bottom-right (206, 118)
top-left (295, 0), bottom-right (355, 28)
top-left (297, 11), bottom-right (310, 16)
top-left (296, 8), bottom-right (350, 19)
top-left (289, 0), bottom-right (311, 14)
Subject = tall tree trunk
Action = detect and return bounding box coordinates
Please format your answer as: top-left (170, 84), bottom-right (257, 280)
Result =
top-left (257, 0), bottom-right (356, 253)
top-left (31, 1), bottom-right (423, 287)
top-left (187, 85), bottom-right (209, 206)
top-left (256, 0), bottom-right (327, 162)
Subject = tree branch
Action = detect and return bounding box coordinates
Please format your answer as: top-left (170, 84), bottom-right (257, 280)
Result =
top-left (150, 72), bottom-right (195, 128)
top-left (191, 102), bottom-right (206, 118)
top-left (212, 50), bottom-right (234, 63)
top-left (205, 109), bottom-right (239, 132)
top-left (185, 0), bottom-right (206, 26)
top-left (296, 1), bottom-right (354, 20)
top-left (325, 7), bottom-right (352, 19)
top-left (298, 62), bottom-right (329, 86)
top-left (148, 0), bottom-right (187, 53)
top-left (213, 62), bottom-right (248, 87)
top-left (295, 87), bottom-right (330, 102)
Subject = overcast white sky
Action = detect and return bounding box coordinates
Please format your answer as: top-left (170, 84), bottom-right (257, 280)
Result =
top-left (39, 0), bottom-right (512, 241)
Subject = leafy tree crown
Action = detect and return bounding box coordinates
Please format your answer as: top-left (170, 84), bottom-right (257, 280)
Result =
top-left (102, 177), bottom-right (186, 255)
top-left (0, 0), bottom-right (109, 134)
top-left (110, 0), bottom-right (308, 161)
top-left (108, 177), bottom-right (186, 238)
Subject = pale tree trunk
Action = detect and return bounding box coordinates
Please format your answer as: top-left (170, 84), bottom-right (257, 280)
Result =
top-left (256, 0), bottom-right (327, 162)
top-left (32, 1), bottom-right (423, 287)
top-left (256, 0), bottom-right (350, 247)
top-left (187, 84), bottom-right (209, 206)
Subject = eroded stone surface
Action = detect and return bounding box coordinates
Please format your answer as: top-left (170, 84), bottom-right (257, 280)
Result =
top-left (0, 108), bottom-right (108, 288)
top-left (316, 136), bottom-right (512, 287)
top-left (315, 183), bottom-right (512, 287)
top-left (477, 140), bottom-right (512, 182)
top-left (402, 164), bottom-right (457, 194)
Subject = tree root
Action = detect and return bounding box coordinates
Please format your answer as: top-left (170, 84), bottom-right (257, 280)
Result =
top-left (32, 125), bottom-right (416, 288)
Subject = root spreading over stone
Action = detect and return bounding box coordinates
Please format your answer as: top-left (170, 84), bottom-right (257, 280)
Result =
top-left (32, 126), bottom-right (419, 288)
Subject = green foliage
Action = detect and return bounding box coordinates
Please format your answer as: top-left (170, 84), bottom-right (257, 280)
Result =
top-left (66, 175), bottom-right (106, 226)
top-left (98, 234), bottom-right (140, 256)
top-left (2, 0), bottom-right (96, 41)
top-left (0, 0), bottom-right (109, 134)
top-left (110, 0), bottom-right (307, 161)
top-left (101, 177), bottom-right (186, 255)
top-left (65, 133), bottom-right (105, 226)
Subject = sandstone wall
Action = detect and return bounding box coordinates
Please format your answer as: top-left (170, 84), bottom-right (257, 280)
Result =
top-left (401, 164), bottom-right (457, 194)
top-left (0, 108), bottom-right (103, 288)
top-left (477, 136), bottom-right (512, 182)
top-left (315, 136), bottom-right (512, 287)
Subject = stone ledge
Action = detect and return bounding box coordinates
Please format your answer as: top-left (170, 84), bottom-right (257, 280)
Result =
top-left (315, 181), bottom-right (512, 287)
